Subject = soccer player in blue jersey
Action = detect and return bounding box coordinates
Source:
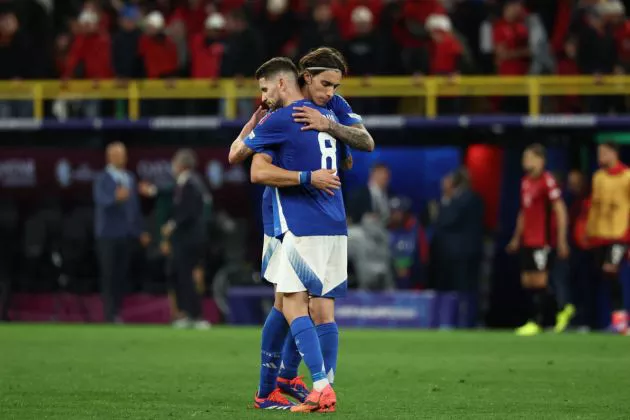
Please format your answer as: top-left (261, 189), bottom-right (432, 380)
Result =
top-left (229, 51), bottom-right (374, 411)
top-left (229, 57), bottom-right (370, 413)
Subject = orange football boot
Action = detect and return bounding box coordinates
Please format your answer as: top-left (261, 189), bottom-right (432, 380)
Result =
top-left (290, 384), bottom-right (336, 413)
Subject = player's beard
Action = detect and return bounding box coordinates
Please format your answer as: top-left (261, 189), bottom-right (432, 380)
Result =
top-left (265, 98), bottom-right (281, 111)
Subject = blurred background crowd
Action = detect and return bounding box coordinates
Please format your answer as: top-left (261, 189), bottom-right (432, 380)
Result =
top-left (2, 0), bottom-right (630, 116)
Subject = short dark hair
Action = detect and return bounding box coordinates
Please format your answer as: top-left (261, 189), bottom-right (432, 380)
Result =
top-left (255, 57), bottom-right (298, 80)
top-left (525, 143), bottom-right (546, 159)
top-left (298, 47), bottom-right (348, 85)
top-left (600, 141), bottom-right (620, 154)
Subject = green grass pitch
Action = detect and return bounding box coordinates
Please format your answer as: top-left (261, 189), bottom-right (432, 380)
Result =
top-left (1, 325), bottom-right (629, 419)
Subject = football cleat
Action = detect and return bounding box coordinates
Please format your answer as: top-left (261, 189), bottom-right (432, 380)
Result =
top-left (254, 388), bottom-right (294, 410)
top-left (611, 310), bottom-right (628, 335)
top-left (277, 375), bottom-right (310, 403)
top-left (515, 321), bottom-right (542, 336)
top-left (290, 384), bottom-right (336, 413)
top-left (554, 304), bottom-right (576, 333)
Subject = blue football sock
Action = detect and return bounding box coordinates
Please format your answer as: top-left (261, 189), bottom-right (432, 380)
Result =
top-left (290, 316), bottom-right (327, 384)
top-left (316, 322), bottom-right (339, 385)
top-left (258, 307), bottom-right (289, 398)
top-left (278, 331), bottom-right (301, 380)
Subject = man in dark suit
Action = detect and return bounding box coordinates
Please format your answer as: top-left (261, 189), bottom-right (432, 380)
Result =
top-left (93, 142), bottom-right (150, 323)
top-left (348, 163), bottom-right (391, 225)
top-left (433, 168), bottom-right (484, 328)
top-left (161, 149), bottom-right (210, 330)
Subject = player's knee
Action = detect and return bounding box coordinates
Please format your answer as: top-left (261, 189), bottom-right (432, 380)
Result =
top-left (530, 273), bottom-right (548, 289)
top-left (309, 298), bottom-right (335, 325)
top-left (273, 292), bottom-right (283, 312)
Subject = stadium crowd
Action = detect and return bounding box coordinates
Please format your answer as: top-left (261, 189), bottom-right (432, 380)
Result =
top-left (2, 0), bottom-right (630, 115)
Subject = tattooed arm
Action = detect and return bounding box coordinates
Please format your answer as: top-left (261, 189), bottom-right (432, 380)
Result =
top-left (326, 121), bottom-right (375, 152)
top-left (292, 105), bottom-right (375, 152)
top-left (228, 136), bottom-right (254, 165)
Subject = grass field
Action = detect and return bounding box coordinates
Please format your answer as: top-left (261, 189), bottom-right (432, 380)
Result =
top-left (1, 325), bottom-right (629, 420)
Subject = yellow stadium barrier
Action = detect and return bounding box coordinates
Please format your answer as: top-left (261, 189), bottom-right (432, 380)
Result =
top-left (0, 76), bottom-right (629, 120)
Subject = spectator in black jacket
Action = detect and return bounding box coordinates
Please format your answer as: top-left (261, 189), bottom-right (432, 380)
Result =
top-left (298, 3), bottom-right (342, 58)
top-left (432, 169), bottom-right (484, 328)
top-left (161, 149), bottom-right (210, 330)
top-left (344, 6), bottom-right (386, 114)
top-left (0, 12), bottom-right (33, 117)
top-left (112, 5), bottom-right (142, 80)
top-left (220, 10), bottom-right (262, 117)
top-left (348, 163), bottom-right (391, 226)
top-left (577, 6), bottom-right (623, 113)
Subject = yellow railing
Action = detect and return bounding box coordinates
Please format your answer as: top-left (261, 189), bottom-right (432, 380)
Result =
top-left (1, 76), bottom-right (630, 120)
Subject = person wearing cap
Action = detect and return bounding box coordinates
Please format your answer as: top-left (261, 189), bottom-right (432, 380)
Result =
top-left (426, 14), bottom-right (463, 114)
top-left (63, 8), bottom-right (113, 118)
top-left (138, 11), bottom-right (179, 80)
top-left (112, 5), bottom-right (142, 80)
top-left (190, 13), bottom-right (226, 80)
top-left (137, 11), bottom-right (179, 117)
top-left (343, 6), bottom-right (385, 114)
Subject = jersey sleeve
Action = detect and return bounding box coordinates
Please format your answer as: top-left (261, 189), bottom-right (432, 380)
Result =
top-left (545, 174), bottom-right (562, 201)
top-left (244, 112), bottom-right (287, 152)
top-left (330, 94), bottom-right (363, 126)
top-left (258, 148), bottom-right (276, 162)
top-left (338, 142), bottom-right (352, 163)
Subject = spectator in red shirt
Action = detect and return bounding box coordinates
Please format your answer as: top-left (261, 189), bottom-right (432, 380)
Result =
top-left (331, 0), bottom-right (383, 40)
top-left (506, 144), bottom-right (570, 336)
top-left (64, 10), bottom-right (113, 80)
top-left (492, 0), bottom-right (530, 113)
top-left (190, 13), bottom-right (227, 115)
top-left (426, 14), bottom-right (463, 114)
top-left (493, 0), bottom-right (530, 76)
top-left (138, 12), bottom-right (179, 79)
top-left (64, 10), bottom-right (113, 118)
top-left (138, 12), bottom-right (179, 117)
top-left (190, 13), bottom-right (226, 80)
top-left (426, 14), bottom-right (463, 76)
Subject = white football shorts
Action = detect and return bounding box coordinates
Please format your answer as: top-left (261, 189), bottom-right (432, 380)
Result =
top-left (266, 231), bottom-right (348, 298)
top-left (262, 234), bottom-right (282, 284)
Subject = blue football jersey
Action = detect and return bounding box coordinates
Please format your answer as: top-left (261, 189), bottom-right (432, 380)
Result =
top-left (329, 94), bottom-right (363, 127)
top-left (247, 99), bottom-right (347, 237)
top-left (259, 95), bottom-right (361, 237)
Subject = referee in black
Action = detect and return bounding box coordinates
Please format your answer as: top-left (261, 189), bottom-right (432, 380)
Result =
top-left (161, 149), bottom-right (210, 330)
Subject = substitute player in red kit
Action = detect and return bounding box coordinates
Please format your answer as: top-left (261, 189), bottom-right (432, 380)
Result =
top-left (507, 144), bottom-right (571, 336)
